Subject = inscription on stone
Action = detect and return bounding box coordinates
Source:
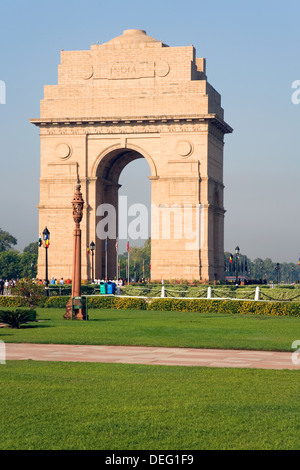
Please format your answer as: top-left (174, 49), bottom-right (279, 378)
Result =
top-left (108, 61), bottom-right (155, 80)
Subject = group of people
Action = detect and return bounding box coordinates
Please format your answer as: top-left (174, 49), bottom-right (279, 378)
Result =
top-left (0, 279), bottom-right (17, 295)
top-left (0, 277), bottom-right (126, 295)
top-left (37, 277), bottom-right (71, 286)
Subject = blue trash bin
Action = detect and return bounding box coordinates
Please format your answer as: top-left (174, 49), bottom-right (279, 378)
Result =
top-left (107, 282), bottom-right (116, 295)
top-left (100, 282), bottom-right (107, 295)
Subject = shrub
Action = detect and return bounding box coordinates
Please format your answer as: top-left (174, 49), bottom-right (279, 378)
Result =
top-left (0, 296), bottom-right (28, 308)
top-left (114, 297), bottom-right (147, 310)
top-left (44, 297), bottom-right (70, 308)
top-left (12, 280), bottom-right (45, 309)
top-left (4, 293), bottom-right (299, 319)
top-left (0, 309), bottom-right (37, 329)
top-left (88, 296), bottom-right (116, 309)
top-left (148, 298), bottom-right (300, 317)
top-left (87, 296), bottom-right (147, 310)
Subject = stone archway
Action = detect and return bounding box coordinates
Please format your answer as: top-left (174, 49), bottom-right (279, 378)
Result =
top-left (32, 29), bottom-right (232, 282)
top-left (93, 147), bottom-right (151, 280)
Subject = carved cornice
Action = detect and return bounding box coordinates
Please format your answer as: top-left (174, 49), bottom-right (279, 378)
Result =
top-left (30, 114), bottom-right (233, 135)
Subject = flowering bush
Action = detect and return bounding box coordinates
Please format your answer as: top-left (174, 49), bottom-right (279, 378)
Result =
top-left (12, 280), bottom-right (45, 309)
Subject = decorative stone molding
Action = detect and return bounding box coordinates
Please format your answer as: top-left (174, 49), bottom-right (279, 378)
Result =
top-left (176, 140), bottom-right (193, 158)
top-left (55, 143), bottom-right (72, 159)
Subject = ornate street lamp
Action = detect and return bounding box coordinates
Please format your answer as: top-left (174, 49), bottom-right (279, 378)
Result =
top-left (43, 227), bottom-right (50, 296)
top-left (64, 183), bottom-right (86, 320)
top-left (90, 241), bottom-right (95, 283)
top-left (235, 246), bottom-right (240, 284)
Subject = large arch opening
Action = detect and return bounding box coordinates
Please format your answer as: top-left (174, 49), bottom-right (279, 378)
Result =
top-left (94, 148), bottom-right (152, 280)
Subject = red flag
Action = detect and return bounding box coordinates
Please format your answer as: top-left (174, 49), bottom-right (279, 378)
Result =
top-left (127, 241), bottom-right (130, 252)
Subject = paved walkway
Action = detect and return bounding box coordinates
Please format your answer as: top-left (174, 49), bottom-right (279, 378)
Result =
top-left (4, 343), bottom-right (300, 370)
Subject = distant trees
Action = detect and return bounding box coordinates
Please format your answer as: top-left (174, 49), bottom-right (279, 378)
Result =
top-left (0, 229), bottom-right (17, 252)
top-left (224, 251), bottom-right (300, 284)
top-left (119, 238), bottom-right (151, 281)
top-left (0, 229), bottom-right (37, 280)
top-left (23, 242), bottom-right (38, 255)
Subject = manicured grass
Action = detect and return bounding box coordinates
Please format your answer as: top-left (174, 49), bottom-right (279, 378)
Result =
top-left (0, 361), bottom-right (299, 450)
top-left (0, 308), bottom-right (299, 352)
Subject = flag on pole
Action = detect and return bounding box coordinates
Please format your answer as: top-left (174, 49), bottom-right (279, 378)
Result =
top-left (116, 238), bottom-right (119, 281)
top-left (105, 238), bottom-right (108, 281)
top-left (229, 254), bottom-right (233, 272)
top-left (127, 240), bottom-right (130, 285)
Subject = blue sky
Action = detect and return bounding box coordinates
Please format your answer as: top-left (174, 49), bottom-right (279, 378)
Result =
top-left (0, 0), bottom-right (300, 262)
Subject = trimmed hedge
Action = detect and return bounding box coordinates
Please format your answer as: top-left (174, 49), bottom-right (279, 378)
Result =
top-left (0, 296), bottom-right (29, 307)
top-left (148, 298), bottom-right (300, 317)
top-left (0, 295), bottom-right (300, 317)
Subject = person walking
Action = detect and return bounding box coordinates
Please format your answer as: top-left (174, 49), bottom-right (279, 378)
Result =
top-left (4, 280), bottom-right (9, 295)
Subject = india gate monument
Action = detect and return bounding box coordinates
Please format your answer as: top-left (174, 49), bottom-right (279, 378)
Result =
top-left (31, 29), bottom-right (232, 282)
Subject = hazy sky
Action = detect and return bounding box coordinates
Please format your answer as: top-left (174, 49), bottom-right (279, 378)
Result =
top-left (0, 0), bottom-right (299, 262)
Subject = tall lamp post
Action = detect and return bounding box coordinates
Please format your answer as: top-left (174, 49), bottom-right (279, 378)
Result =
top-left (64, 183), bottom-right (85, 320)
top-left (291, 268), bottom-right (294, 285)
top-left (235, 246), bottom-right (240, 284)
top-left (90, 241), bottom-right (95, 283)
top-left (43, 227), bottom-right (50, 296)
top-left (276, 263), bottom-right (280, 284)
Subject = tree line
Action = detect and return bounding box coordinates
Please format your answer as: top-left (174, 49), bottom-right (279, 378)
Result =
top-left (0, 229), bottom-right (38, 280)
top-left (224, 252), bottom-right (300, 284)
top-left (1, 227), bottom-right (299, 284)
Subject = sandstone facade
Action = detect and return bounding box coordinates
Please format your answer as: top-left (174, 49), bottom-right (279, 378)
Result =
top-left (31, 29), bottom-right (232, 282)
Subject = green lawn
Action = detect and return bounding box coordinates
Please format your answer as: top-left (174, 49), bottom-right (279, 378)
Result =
top-left (0, 308), bottom-right (299, 352)
top-left (0, 361), bottom-right (299, 450)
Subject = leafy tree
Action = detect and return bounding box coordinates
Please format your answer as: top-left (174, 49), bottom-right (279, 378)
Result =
top-left (0, 251), bottom-right (21, 279)
top-left (23, 242), bottom-right (38, 255)
top-left (0, 228), bottom-right (17, 252)
top-left (19, 252), bottom-right (38, 279)
top-left (0, 247), bottom-right (37, 280)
